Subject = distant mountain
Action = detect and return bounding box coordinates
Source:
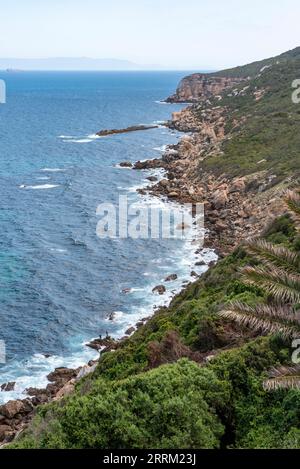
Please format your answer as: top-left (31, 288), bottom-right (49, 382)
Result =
top-left (0, 57), bottom-right (157, 71)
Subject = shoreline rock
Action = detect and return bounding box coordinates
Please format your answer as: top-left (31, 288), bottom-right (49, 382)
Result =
top-left (96, 124), bottom-right (159, 137)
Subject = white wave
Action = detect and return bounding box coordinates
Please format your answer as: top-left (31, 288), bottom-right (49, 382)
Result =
top-left (36, 176), bottom-right (50, 180)
top-left (63, 138), bottom-right (93, 143)
top-left (40, 168), bottom-right (65, 172)
top-left (58, 135), bottom-right (76, 139)
top-left (87, 134), bottom-right (101, 140)
top-left (153, 145), bottom-right (167, 152)
top-left (50, 248), bottom-right (67, 253)
top-left (154, 100), bottom-right (169, 105)
top-left (20, 184), bottom-right (60, 190)
top-left (0, 347), bottom-right (98, 404)
top-left (153, 120), bottom-right (167, 125)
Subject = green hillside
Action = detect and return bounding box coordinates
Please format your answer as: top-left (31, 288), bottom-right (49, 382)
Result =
top-left (198, 48), bottom-right (300, 179)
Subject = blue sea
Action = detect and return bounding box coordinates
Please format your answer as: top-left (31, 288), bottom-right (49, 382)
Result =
top-left (0, 71), bottom-right (216, 402)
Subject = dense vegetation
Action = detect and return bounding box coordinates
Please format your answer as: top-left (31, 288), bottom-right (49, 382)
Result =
top-left (10, 212), bottom-right (300, 449)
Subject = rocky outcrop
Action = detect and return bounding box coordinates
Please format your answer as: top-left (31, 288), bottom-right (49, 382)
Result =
top-left (97, 124), bottom-right (159, 137)
top-left (166, 74), bottom-right (245, 103)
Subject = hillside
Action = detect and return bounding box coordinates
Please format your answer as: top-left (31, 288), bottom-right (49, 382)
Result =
top-left (3, 48), bottom-right (300, 449)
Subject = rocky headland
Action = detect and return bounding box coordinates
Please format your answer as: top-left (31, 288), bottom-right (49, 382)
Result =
top-left (165, 73), bottom-right (245, 103)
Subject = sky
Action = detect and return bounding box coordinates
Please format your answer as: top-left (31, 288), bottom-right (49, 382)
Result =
top-left (0, 0), bottom-right (300, 70)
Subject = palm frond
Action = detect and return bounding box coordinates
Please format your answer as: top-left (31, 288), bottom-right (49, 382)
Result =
top-left (246, 239), bottom-right (300, 274)
top-left (220, 302), bottom-right (300, 340)
top-left (242, 266), bottom-right (300, 304)
top-left (263, 365), bottom-right (300, 391)
top-left (284, 189), bottom-right (300, 229)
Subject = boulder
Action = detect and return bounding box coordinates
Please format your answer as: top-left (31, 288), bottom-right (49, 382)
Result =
top-left (152, 285), bottom-right (166, 295)
top-left (119, 161), bottom-right (132, 168)
top-left (0, 425), bottom-right (12, 442)
top-left (229, 178), bottom-right (246, 193)
top-left (164, 274), bottom-right (178, 282)
top-left (159, 179), bottom-right (169, 188)
top-left (147, 176), bottom-right (158, 182)
top-left (0, 400), bottom-right (25, 419)
top-left (195, 260), bottom-right (206, 266)
top-left (212, 189), bottom-right (228, 209)
top-left (47, 367), bottom-right (76, 384)
top-left (214, 221), bottom-right (227, 233)
top-left (1, 382), bottom-right (15, 392)
top-left (125, 327), bottom-right (136, 336)
top-left (191, 271), bottom-right (199, 278)
top-left (54, 380), bottom-right (75, 401)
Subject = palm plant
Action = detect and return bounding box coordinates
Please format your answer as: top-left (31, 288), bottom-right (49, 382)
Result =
top-left (219, 189), bottom-right (300, 390)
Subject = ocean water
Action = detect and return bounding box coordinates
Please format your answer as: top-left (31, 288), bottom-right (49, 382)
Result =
top-left (0, 71), bottom-right (216, 402)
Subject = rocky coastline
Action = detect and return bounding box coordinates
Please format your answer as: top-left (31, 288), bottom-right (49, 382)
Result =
top-left (0, 69), bottom-right (292, 446)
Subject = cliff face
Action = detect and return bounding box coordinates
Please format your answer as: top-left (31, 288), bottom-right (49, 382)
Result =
top-left (166, 74), bottom-right (245, 103)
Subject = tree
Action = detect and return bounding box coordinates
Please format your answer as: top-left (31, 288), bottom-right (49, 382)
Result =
top-left (219, 190), bottom-right (300, 390)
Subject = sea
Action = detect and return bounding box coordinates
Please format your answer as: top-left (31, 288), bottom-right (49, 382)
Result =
top-left (0, 71), bottom-right (216, 403)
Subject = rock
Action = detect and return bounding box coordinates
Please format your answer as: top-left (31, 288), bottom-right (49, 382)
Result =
top-left (97, 124), bottom-right (158, 137)
top-left (1, 382), bottom-right (16, 392)
top-left (133, 159), bottom-right (163, 170)
top-left (191, 271), bottom-right (199, 278)
top-left (147, 176), bottom-right (158, 182)
top-left (168, 191), bottom-right (179, 198)
top-left (119, 161), bottom-right (132, 168)
top-left (166, 74), bottom-right (245, 103)
top-left (75, 363), bottom-right (98, 382)
top-left (86, 337), bottom-right (116, 352)
top-left (152, 285), bottom-right (166, 295)
top-left (159, 179), bottom-right (169, 188)
top-left (164, 274), bottom-right (178, 282)
top-left (26, 387), bottom-right (48, 398)
top-left (125, 327), bottom-right (135, 336)
top-left (121, 288), bottom-right (132, 295)
top-left (195, 260), bottom-right (206, 266)
top-left (0, 425), bottom-right (12, 441)
top-left (47, 368), bottom-right (76, 384)
top-left (229, 178), bottom-right (246, 193)
top-left (0, 400), bottom-right (25, 419)
top-left (3, 430), bottom-right (16, 443)
top-left (214, 221), bottom-right (227, 233)
top-left (212, 189), bottom-right (228, 209)
top-left (54, 380), bottom-right (75, 401)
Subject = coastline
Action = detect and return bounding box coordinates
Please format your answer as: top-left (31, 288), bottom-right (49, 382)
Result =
top-left (0, 115), bottom-right (217, 445)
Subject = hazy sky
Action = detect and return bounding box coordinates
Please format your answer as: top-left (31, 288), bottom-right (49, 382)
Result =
top-left (1, 0), bottom-right (300, 69)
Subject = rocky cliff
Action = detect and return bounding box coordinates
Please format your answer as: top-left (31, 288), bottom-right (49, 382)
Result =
top-left (166, 73), bottom-right (245, 103)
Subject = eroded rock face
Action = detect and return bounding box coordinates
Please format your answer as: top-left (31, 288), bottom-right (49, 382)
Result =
top-left (166, 74), bottom-right (245, 103)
